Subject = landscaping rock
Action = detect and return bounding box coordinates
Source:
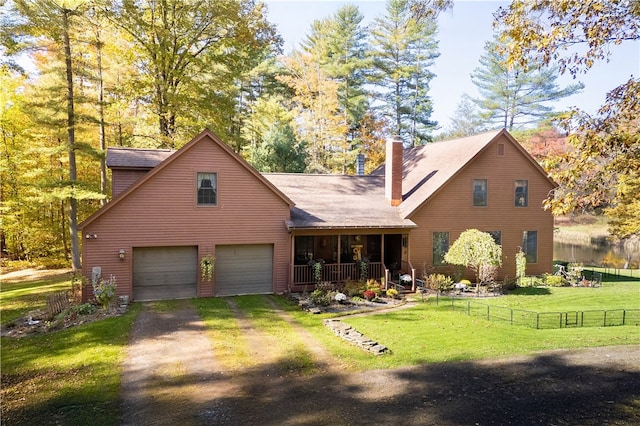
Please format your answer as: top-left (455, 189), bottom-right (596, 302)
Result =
top-left (323, 318), bottom-right (389, 355)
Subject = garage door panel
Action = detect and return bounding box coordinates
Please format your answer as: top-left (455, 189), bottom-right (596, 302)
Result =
top-left (216, 244), bottom-right (273, 296)
top-left (133, 246), bottom-right (197, 301)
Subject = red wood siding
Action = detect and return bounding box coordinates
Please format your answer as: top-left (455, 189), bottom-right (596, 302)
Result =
top-left (82, 135), bottom-right (291, 300)
top-left (408, 134), bottom-right (555, 280)
top-left (111, 169), bottom-right (149, 197)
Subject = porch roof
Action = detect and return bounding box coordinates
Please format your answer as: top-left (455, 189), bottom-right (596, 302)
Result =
top-left (263, 174), bottom-right (417, 230)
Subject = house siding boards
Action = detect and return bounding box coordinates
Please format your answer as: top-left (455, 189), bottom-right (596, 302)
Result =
top-left (82, 128), bottom-right (554, 300)
top-left (407, 133), bottom-right (555, 279)
top-left (81, 130), bottom-right (292, 301)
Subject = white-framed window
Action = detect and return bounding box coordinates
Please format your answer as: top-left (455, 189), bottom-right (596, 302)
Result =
top-left (473, 179), bottom-right (487, 206)
top-left (515, 180), bottom-right (528, 207)
top-left (197, 172), bottom-right (217, 206)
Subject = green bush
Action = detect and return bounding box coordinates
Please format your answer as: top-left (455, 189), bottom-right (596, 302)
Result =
top-left (344, 280), bottom-right (365, 297)
top-left (310, 289), bottom-right (333, 306)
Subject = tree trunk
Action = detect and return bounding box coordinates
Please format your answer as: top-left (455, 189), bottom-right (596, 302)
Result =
top-left (96, 29), bottom-right (107, 206)
top-left (62, 9), bottom-right (81, 272)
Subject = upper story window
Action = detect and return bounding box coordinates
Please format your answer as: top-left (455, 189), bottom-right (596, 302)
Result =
top-left (473, 179), bottom-right (487, 206)
top-left (197, 172), bottom-right (217, 206)
top-left (515, 180), bottom-right (528, 207)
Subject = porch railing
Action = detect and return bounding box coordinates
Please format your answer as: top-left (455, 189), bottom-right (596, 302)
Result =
top-left (292, 262), bottom-right (385, 287)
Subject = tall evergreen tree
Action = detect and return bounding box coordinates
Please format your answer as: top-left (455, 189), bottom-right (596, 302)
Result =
top-left (470, 34), bottom-right (584, 130)
top-left (368, 0), bottom-right (439, 147)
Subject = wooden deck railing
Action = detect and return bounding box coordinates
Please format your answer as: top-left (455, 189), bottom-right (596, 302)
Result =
top-left (292, 262), bottom-right (385, 287)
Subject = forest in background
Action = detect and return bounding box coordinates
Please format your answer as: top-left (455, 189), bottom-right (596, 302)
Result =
top-left (1, 0), bottom-right (638, 267)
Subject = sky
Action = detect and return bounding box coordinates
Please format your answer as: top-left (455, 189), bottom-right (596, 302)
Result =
top-left (264, 0), bottom-right (640, 132)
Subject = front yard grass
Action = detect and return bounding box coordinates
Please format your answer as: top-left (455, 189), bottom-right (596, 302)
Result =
top-left (2, 272), bottom-right (638, 424)
top-left (1, 305), bottom-right (140, 425)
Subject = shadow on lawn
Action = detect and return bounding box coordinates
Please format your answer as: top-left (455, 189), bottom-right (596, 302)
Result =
top-left (199, 349), bottom-right (640, 426)
top-left (510, 286), bottom-right (553, 296)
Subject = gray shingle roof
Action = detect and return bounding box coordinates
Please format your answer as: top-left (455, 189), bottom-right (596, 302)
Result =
top-left (398, 130), bottom-right (503, 216)
top-left (106, 147), bottom-right (175, 169)
top-left (263, 174), bottom-right (416, 230)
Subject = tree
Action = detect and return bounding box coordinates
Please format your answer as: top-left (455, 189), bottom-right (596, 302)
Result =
top-left (470, 34), bottom-right (583, 130)
top-left (368, 0), bottom-right (440, 147)
top-left (245, 122), bottom-right (307, 173)
top-left (444, 229), bottom-right (502, 291)
top-left (495, 0), bottom-right (640, 239)
top-left (439, 95), bottom-right (486, 139)
top-left (3, 0), bottom-right (94, 271)
top-left (277, 51), bottom-right (348, 173)
top-left (302, 5), bottom-right (369, 155)
top-left (103, 0), bottom-right (280, 147)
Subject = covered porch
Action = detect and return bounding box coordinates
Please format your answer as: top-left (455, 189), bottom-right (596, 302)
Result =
top-left (289, 232), bottom-right (418, 292)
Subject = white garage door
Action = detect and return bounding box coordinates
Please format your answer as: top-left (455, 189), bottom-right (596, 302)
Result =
top-left (215, 244), bottom-right (273, 296)
top-left (133, 246), bottom-right (197, 300)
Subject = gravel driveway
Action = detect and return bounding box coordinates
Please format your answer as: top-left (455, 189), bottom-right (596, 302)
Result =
top-left (121, 300), bottom-right (640, 425)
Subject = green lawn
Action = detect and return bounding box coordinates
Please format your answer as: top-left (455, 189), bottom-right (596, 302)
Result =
top-left (2, 273), bottom-right (638, 424)
top-left (477, 281), bottom-right (640, 311)
top-left (1, 275), bottom-right (140, 425)
top-left (0, 273), bottom-right (73, 324)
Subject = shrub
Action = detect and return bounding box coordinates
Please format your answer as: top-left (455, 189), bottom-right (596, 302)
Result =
top-left (363, 289), bottom-right (376, 300)
top-left (92, 275), bottom-right (117, 309)
top-left (365, 279), bottom-right (383, 296)
top-left (543, 274), bottom-right (567, 287)
top-left (424, 274), bottom-right (453, 292)
top-left (310, 289), bottom-right (333, 306)
top-left (344, 279), bottom-right (365, 297)
top-left (386, 288), bottom-right (399, 298)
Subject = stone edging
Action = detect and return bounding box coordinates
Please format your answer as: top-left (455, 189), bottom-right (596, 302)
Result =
top-left (323, 318), bottom-right (389, 355)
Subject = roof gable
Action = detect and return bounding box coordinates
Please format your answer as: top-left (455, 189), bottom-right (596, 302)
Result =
top-left (395, 129), bottom-right (556, 217)
top-left (80, 129), bottom-right (293, 229)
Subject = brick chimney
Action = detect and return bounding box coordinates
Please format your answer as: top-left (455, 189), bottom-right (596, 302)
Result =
top-left (385, 136), bottom-right (403, 206)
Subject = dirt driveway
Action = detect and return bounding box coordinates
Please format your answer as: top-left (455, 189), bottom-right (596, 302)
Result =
top-left (121, 300), bottom-right (640, 426)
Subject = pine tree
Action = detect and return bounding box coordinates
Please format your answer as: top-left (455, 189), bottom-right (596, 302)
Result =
top-left (470, 34), bottom-right (584, 130)
top-left (368, 0), bottom-right (439, 147)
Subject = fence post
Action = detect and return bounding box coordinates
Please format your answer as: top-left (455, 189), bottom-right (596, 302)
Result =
top-left (536, 313), bottom-right (540, 329)
top-left (559, 313), bottom-right (563, 329)
top-left (487, 305), bottom-right (490, 321)
top-left (510, 309), bottom-right (513, 325)
top-left (580, 311), bottom-right (584, 327)
top-left (623, 310), bottom-right (626, 326)
top-left (603, 310), bottom-right (607, 327)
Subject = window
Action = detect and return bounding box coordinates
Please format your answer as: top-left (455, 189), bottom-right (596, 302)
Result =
top-left (432, 232), bottom-right (449, 266)
top-left (497, 143), bottom-right (505, 156)
top-left (473, 179), bottom-right (487, 206)
top-left (515, 180), bottom-right (528, 207)
top-left (197, 172), bottom-right (217, 205)
top-left (487, 231), bottom-right (501, 245)
top-left (522, 231), bottom-right (538, 263)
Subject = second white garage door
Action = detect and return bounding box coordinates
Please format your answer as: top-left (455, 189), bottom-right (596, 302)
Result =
top-left (215, 244), bottom-right (274, 296)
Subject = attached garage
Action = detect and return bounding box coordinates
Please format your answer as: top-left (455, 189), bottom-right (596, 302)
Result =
top-left (215, 244), bottom-right (273, 296)
top-left (133, 246), bottom-right (198, 300)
